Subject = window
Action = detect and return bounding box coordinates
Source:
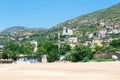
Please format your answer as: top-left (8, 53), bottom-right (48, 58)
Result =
top-left (66, 28), bottom-right (68, 33)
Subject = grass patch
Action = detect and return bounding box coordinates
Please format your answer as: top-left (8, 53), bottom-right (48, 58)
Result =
top-left (88, 58), bottom-right (113, 62)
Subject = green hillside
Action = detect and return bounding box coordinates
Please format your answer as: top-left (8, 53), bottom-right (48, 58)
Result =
top-left (0, 26), bottom-right (47, 44)
top-left (47, 3), bottom-right (120, 42)
top-left (50, 3), bottom-right (120, 33)
top-left (0, 3), bottom-right (120, 44)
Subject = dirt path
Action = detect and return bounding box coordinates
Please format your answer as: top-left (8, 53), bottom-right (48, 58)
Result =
top-left (0, 62), bottom-right (120, 80)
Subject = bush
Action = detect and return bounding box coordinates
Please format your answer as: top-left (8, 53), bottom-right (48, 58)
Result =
top-left (65, 52), bottom-right (73, 61)
top-left (37, 41), bottom-right (60, 62)
top-left (60, 43), bottom-right (71, 55)
top-left (110, 38), bottom-right (120, 49)
top-left (47, 49), bottom-right (60, 62)
top-left (65, 44), bottom-right (95, 62)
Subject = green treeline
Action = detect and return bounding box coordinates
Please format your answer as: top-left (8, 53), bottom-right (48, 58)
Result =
top-left (1, 38), bottom-right (120, 62)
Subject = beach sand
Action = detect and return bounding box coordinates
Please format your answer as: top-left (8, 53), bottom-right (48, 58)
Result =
top-left (0, 62), bottom-right (120, 80)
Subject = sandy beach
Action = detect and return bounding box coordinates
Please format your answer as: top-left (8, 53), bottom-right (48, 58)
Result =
top-left (0, 62), bottom-right (120, 80)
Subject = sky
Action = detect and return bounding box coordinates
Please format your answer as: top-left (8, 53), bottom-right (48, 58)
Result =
top-left (0, 0), bottom-right (120, 30)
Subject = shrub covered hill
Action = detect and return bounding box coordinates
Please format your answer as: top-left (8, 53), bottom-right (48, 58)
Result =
top-left (0, 3), bottom-right (120, 44)
top-left (0, 26), bottom-right (47, 44)
top-left (51, 2), bottom-right (120, 30)
top-left (48, 2), bottom-right (120, 41)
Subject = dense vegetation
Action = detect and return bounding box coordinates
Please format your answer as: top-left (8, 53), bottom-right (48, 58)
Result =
top-left (1, 42), bottom-right (34, 60)
top-left (1, 38), bottom-right (120, 62)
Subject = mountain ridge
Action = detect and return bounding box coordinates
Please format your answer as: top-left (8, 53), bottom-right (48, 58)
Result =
top-left (51, 2), bottom-right (120, 30)
top-left (0, 2), bottom-right (120, 44)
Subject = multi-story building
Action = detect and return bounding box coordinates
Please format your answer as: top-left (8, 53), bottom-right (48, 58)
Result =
top-left (62, 27), bottom-right (73, 36)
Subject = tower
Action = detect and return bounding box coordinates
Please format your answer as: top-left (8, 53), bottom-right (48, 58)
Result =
top-left (58, 32), bottom-right (60, 49)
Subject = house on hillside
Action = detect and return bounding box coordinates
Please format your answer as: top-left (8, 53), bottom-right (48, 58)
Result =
top-left (67, 37), bottom-right (78, 48)
top-left (107, 29), bottom-right (119, 34)
top-left (87, 33), bottom-right (94, 39)
top-left (112, 29), bottom-right (119, 34)
top-left (98, 30), bottom-right (107, 39)
top-left (100, 21), bottom-right (105, 27)
top-left (92, 39), bottom-right (103, 47)
top-left (18, 37), bottom-right (24, 41)
top-left (62, 27), bottom-right (73, 36)
top-left (106, 25), bottom-right (113, 30)
top-left (83, 41), bottom-right (92, 46)
top-left (67, 37), bottom-right (77, 44)
top-left (22, 32), bottom-right (32, 36)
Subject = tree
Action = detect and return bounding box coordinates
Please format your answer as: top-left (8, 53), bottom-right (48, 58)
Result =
top-left (47, 49), bottom-right (60, 62)
top-left (37, 41), bottom-right (60, 62)
top-left (2, 42), bottom-right (34, 61)
top-left (65, 44), bottom-right (94, 62)
top-left (2, 43), bottom-right (20, 60)
top-left (22, 43), bottom-right (34, 55)
top-left (110, 38), bottom-right (120, 49)
top-left (60, 43), bottom-right (71, 55)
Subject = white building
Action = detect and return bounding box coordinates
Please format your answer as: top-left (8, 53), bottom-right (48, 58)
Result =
top-left (30, 40), bottom-right (38, 53)
top-left (98, 30), bottom-right (107, 39)
top-left (0, 45), bottom-right (3, 52)
top-left (106, 25), bottom-right (113, 29)
top-left (67, 37), bottom-right (78, 48)
top-left (118, 29), bottom-right (120, 33)
top-left (112, 29), bottom-right (119, 34)
top-left (87, 33), bottom-right (93, 39)
top-left (67, 37), bottom-right (77, 44)
top-left (107, 29), bottom-right (119, 34)
top-left (62, 27), bottom-right (73, 36)
top-left (100, 21), bottom-right (105, 27)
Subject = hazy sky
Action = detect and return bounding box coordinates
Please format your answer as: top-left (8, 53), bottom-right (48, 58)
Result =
top-left (0, 0), bottom-right (120, 30)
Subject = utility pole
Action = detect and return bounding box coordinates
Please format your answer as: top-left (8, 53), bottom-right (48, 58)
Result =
top-left (58, 32), bottom-right (60, 49)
